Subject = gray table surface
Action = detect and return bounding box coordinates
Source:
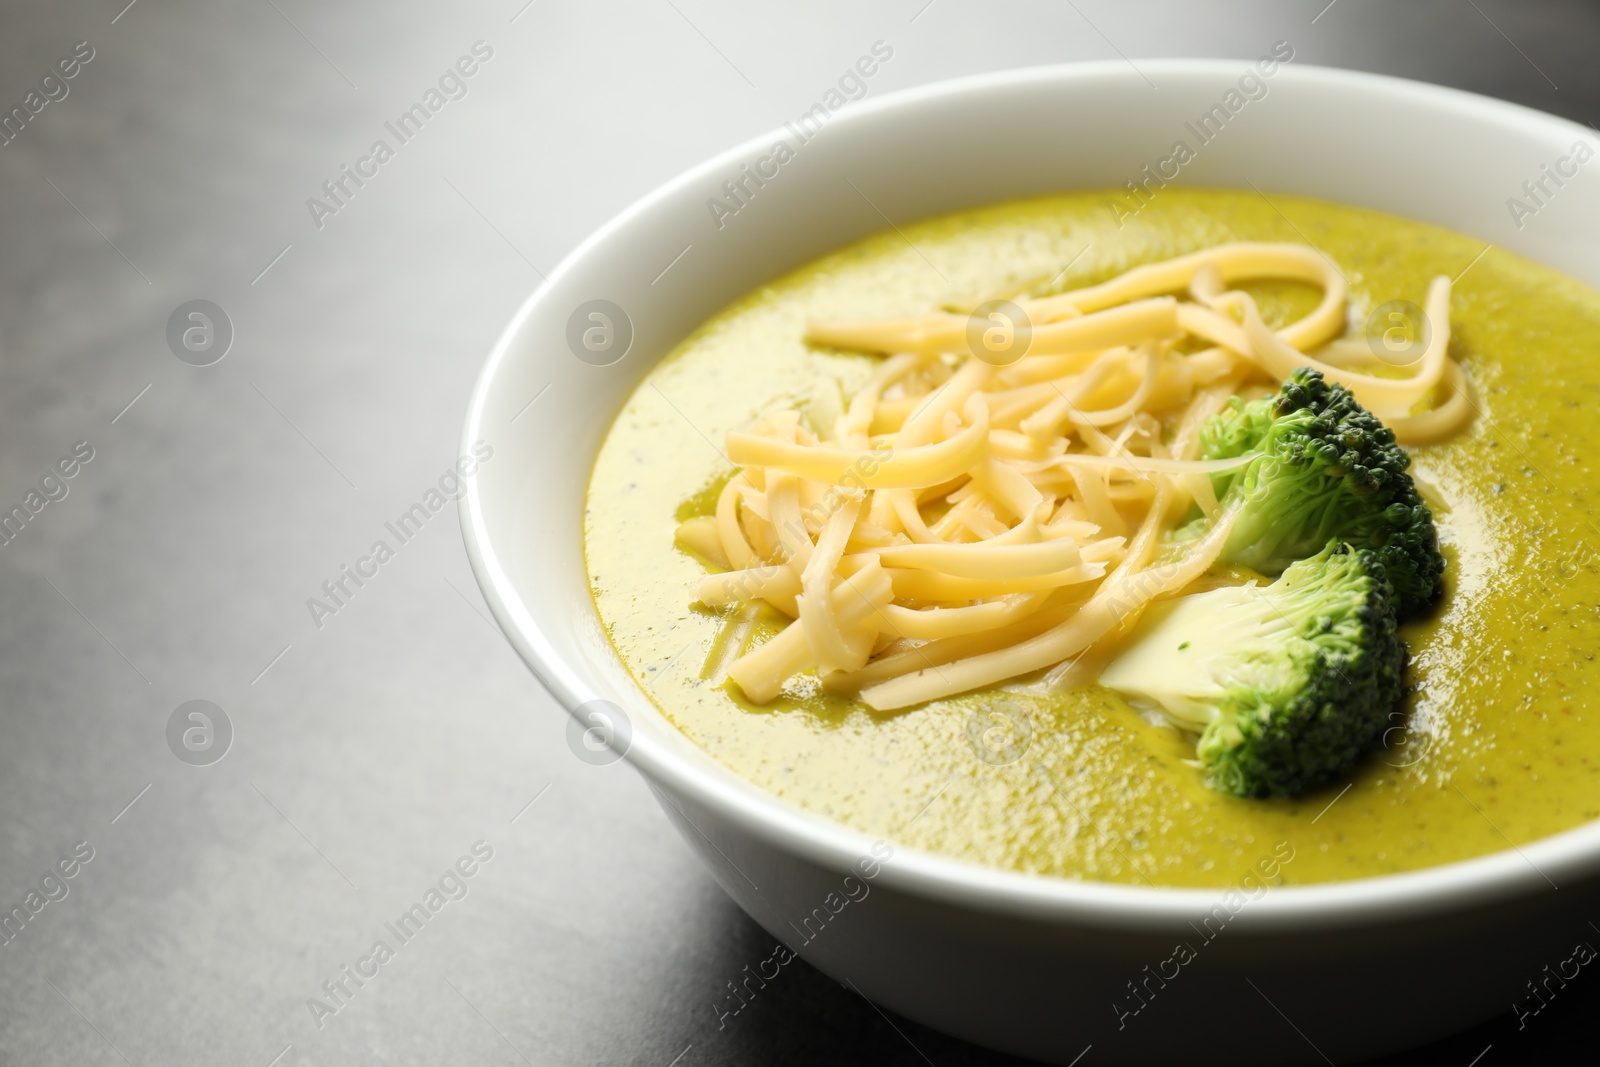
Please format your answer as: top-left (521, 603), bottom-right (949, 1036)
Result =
top-left (0, 1), bottom-right (1594, 1064)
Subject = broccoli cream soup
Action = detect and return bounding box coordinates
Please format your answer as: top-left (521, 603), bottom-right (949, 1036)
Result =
top-left (584, 189), bottom-right (1600, 887)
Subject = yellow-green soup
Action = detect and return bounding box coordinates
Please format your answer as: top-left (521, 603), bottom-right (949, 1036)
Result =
top-left (584, 189), bottom-right (1600, 887)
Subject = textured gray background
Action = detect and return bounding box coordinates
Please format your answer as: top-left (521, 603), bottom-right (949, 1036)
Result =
top-left (0, 1), bottom-right (1593, 1064)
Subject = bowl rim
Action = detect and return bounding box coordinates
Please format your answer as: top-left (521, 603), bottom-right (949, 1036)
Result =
top-left (462, 57), bottom-right (1594, 932)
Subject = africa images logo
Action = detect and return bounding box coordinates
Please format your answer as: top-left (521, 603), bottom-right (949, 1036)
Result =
top-left (305, 41), bottom-right (495, 230)
top-left (704, 40), bottom-right (894, 230)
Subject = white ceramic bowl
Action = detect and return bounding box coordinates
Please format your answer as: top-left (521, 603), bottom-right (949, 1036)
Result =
top-left (462, 61), bottom-right (1600, 1064)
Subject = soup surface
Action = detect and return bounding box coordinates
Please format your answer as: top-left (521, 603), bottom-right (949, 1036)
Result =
top-left (584, 189), bottom-right (1600, 887)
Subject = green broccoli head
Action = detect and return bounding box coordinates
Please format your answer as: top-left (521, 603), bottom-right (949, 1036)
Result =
top-left (1201, 367), bottom-right (1445, 618)
top-left (1099, 542), bottom-right (1407, 798)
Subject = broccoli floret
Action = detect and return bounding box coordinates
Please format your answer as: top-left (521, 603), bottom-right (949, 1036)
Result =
top-left (1200, 367), bottom-right (1445, 617)
top-left (1099, 542), bottom-right (1406, 798)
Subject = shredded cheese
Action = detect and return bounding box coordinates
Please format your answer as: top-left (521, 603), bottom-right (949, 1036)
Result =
top-left (680, 242), bottom-right (1474, 710)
